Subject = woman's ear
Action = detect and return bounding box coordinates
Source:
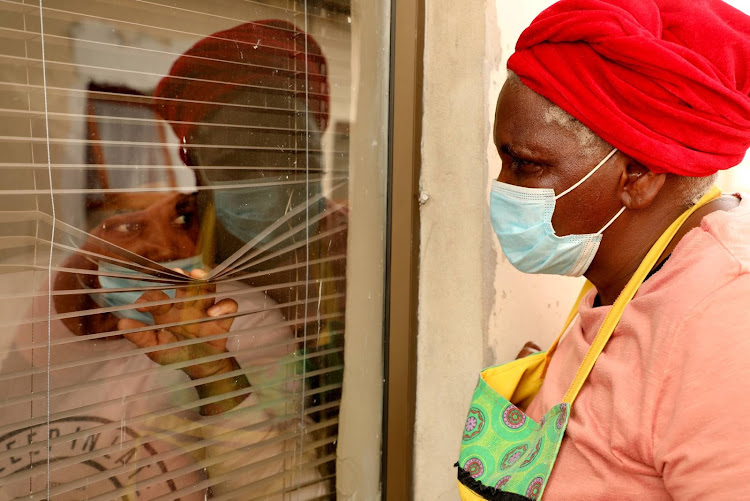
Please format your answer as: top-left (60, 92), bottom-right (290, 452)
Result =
top-left (617, 157), bottom-right (666, 210)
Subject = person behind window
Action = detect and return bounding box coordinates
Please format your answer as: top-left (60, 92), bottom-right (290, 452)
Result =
top-left (0, 19), bottom-right (339, 499)
top-left (152, 19), bottom-right (348, 492)
top-left (0, 187), bottom-right (324, 499)
top-left (153, 19), bottom-right (345, 322)
top-left (134, 19), bottom-right (344, 497)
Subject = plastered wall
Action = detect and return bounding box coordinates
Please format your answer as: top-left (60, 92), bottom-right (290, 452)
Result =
top-left (415, 1), bottom-right (493, 499)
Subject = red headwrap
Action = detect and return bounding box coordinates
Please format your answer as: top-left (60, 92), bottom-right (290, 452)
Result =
top-left (154, 19), bottom-right (329, 164)
top-left (507, 0), bottom-right (750, 176)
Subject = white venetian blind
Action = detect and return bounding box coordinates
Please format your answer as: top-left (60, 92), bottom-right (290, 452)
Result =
top-left (0, 0), bottom-right (355, 499)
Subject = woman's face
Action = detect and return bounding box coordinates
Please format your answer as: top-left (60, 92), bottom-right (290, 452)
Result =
top-left (186, 95), bottom-right (326, 262)
top-left (180, 95), bottom-right (332, 314)
top-left (89, 192), bottom-right (200, 262)
top-left (493, 80), bottom-right (623, 238)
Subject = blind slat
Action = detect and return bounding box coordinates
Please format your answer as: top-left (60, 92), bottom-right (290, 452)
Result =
top-left (0, 107), bottom-right (352, 138)
top-left (0, 369), bottom-right (344, 465)
top-left (0, 77), bottom-right (352, 106)
top-left (0, 375), bottom-right (343, 474)
top-left (0, 403), bottom-right (339, 492)
top-left (0, 302), bottom-right (333, 351)
top-left (0, 312), bottom-right (344, 386)
top-left (93, 435), bottom-right (339, 501)
top-left (6, 408), bottom-right (341, 498)
top-left (0, 392), bottom-right (344, 494)
top-left (131, 0), bottom-right (350, 31)
top-left (213, 225), bottom-right (348, 278)
top-left (157, 443), bottom-right (339, 501)
top-left (0, 23), bottom-right (345, 74)
top-left (0, 211), bottom-right (202, 278)
top-left (2, 215), bottom-right (337, 289)
top-left (206, 198), bottom-right (347, 281)
top-left (0, 254), bottom-right (345, 301)
top-left (0, 336), bottom-right (345, 410)
top-left (0, 209), bottom-right (344, 275)
top-left (0, 179), bottom-right (344, 196)
top-left (147, 433), bottom-right (339, 501)
top-left (0, 211), bottom-right (342, 296)
top-left (0, 0), bottom-right (352, 55)
top-left (212, 450), bottom-right (338, 501)
top-left (0, 162), bottom-right (342, 173)
top-left (0, 52), bottom-right (330, 89)
top-left (0, 135), bottom-right (337, 155)
top-left (3, 287), bottom-right (343, 327)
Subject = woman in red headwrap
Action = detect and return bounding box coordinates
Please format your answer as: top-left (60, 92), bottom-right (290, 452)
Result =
top-left (456, 0), bottom-right (750, 499)
top-left (99, 19), bottom-right (339, 499)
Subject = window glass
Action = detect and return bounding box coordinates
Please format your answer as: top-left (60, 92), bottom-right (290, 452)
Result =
top-left (0, 0), bottom-right (387, 498)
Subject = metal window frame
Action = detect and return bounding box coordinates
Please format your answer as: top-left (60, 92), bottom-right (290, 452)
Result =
top-left (383, 0), bottom-right (424, 498)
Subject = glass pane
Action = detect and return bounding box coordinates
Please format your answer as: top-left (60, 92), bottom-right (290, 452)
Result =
top-left (0, 0), bottom-right (389, 498)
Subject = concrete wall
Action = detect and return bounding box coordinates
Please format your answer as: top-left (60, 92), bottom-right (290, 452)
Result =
top-left (414, 1), bottom-right (493, 499)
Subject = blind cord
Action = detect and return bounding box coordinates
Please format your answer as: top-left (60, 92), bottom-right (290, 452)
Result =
top-left (37, 0), bottom-right (55, 497)
top-left (299, 3), bottom-right (312, 498)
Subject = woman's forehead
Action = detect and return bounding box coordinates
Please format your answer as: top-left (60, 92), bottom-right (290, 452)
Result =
top-left (493, 83), bottom-right (581, 157)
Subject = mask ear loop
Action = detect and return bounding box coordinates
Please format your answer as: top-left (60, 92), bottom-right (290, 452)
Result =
top-left (554, 148), bottom-right (618, 200)
top-left (596, 205), bottom-right (626, 235)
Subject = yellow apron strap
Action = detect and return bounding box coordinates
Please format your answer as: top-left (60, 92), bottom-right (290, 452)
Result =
top-left (541, 281), bottom-right (594, 378)
top-left (558, 186), bottom-right (722, 405)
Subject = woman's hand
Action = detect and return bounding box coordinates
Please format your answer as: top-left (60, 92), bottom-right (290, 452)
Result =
top-left (515, 341), bottom-right (542, 359)
top-left (118, 268), bottom-right (250, 415)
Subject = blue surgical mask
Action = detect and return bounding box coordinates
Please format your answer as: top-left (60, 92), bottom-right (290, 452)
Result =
top-left (213, 181), bottom-right (325, 246)
top-left (191, 100), bottom-right (328, 248)
top-left (88, 254), bottom-right (203, 324)
top-left (490, 148), bottom-right (625, 277)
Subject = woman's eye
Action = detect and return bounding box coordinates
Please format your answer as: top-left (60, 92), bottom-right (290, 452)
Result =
top-left (172, 214), bottom-right (192, 227)
top-left (510, 157), bottom-right (542, 174)
top-left (113, 222), bottom-right (140, 234)
top-left (498, 147), bottom-right (545, 176)
top-left (513, 156), bottom-right (533, 167)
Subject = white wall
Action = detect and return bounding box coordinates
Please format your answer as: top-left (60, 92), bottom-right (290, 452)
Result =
top-left (485, 0), bottom-right (583, 369)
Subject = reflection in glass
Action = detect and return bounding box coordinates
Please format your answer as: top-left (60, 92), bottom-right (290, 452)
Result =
top-left (0, 6), bottom-right (354, 499)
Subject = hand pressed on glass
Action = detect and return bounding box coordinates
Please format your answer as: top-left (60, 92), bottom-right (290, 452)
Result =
top-left (117, 267), bottom-right (250, 415)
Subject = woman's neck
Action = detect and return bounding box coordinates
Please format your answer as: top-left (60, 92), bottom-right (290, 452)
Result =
top-left (585, 195), bottom-right (739, 306)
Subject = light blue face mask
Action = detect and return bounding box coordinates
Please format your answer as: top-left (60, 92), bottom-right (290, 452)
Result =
top-left (213, 181), bottom-right (325, 246)
top-left (191, 98), bottom-right (328, 248)
top-left (490, 148), bottom-right (625, 277)
top-left (88, 254), bottom-right (203, 325)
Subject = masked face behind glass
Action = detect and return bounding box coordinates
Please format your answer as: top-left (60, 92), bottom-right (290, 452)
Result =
top-left (87, 192), bottom-right (203, 323)
top-left (188, 94), bottom-right (326, 259)
top-left (87, 192), bottom-right (200, 262)
top-left (53, 192), bottom-right (202, 335)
